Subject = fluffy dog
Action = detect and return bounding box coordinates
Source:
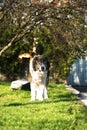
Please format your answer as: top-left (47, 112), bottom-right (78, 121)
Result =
top-left (29, 54), bottom-right (50, 101)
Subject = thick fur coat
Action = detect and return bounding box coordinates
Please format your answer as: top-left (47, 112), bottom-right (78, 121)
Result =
top-left (29, 55), bottom-right (50, 101)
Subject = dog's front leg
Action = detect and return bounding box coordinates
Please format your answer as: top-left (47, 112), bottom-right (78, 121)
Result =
top-left (36, 86), bottom-right (44, 101)
top-left (43, 86), bottom-right (48, 99)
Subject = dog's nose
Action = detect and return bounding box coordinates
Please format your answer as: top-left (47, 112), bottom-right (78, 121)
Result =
top-left (41, 66), bottom-right (45, 71)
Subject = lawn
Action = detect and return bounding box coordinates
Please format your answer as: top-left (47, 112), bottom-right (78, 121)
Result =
top-left (0, 82), bottom-right (87, 130)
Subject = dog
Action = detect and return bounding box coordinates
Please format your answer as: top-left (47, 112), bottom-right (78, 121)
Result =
top-left (29, 54), bottom-right (50, 101)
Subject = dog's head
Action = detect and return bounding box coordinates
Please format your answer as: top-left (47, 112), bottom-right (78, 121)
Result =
top-left (32, 55), bottom-right (50, 72)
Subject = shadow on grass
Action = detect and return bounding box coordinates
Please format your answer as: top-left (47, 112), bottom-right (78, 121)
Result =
top-left (54, 93), bottom-right (76, 101)
top-left (1, 102), bottom-right (44, 107)
top-left (3, 102), bottom-right (24, 107)
top-left (2, 94), bottom-right (76, 107)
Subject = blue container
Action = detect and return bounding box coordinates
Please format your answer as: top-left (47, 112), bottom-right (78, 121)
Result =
top-left (67, 58), bottom-right (87, 86)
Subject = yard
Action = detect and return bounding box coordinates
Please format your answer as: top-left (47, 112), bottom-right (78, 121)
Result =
top-left (0, 82), bottom-right (87, 130)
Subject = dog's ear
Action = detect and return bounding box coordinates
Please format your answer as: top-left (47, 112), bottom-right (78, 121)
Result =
top-left (47, 61), bottom-right (50, 70)
top-left (43, 57), bottom-right (50, 70)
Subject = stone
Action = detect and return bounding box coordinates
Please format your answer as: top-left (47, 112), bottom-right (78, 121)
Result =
top-left (11, 79), bottom-right (30, 90)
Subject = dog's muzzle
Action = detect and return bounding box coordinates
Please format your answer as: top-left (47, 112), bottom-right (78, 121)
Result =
top-left (41, 66), bottom-right (45, 71)
top-left (39, 65), bottom-right (46, 72)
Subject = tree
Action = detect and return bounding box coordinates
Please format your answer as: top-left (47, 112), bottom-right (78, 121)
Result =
top-left (0, 0), bottom-right (87, 80)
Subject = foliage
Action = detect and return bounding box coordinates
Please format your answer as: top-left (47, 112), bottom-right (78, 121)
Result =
top-left (0, 0), bottom-right (87, 80)
top-left (0, 82), bottom-right (87, 130)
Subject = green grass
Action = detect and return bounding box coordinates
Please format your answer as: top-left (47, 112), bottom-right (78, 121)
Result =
top-left (0, 82), bottom-right (87, 130)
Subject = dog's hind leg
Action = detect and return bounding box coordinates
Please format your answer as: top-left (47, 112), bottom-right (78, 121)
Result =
top-left (30, 83), bottom-right (36, 101)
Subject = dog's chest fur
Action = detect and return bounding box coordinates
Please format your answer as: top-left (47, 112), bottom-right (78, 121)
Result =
top-left (32, 71), bottom-right (47, 86)
top-left (30, 57), bottom-right (47, 86)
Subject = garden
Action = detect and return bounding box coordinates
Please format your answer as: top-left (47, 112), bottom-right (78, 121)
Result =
top-left (0, 1), bottom-right (87, 130)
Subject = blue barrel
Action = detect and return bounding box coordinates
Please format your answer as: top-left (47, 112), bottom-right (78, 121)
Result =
top-left (67, 58), bottom-right (87, 86)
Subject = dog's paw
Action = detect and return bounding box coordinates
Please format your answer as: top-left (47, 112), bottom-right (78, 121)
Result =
top-left (44, 97), bottom-right (48, 100)
top-left (36, 97), bottom-right (43, 101)
top-left (39, 98), bottom-right (43, 101)
top-left (30, 98), bottom-right (35, 101)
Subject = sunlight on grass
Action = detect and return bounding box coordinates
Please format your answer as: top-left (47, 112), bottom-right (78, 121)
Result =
top-left (0, 82), bottom-right (87, 130)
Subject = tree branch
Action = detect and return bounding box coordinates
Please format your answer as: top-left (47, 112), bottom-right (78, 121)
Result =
top-left (0, 34), bottom-right (18, 56)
